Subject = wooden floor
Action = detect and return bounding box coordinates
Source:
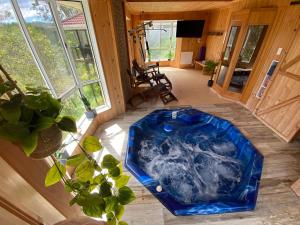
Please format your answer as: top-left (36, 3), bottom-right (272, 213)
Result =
top-left (95, 102), bottom-right (300, 225)
top-left (136, 67), bottom-right (228, 108)
top-left (94, 68), bottom-right (300, 224)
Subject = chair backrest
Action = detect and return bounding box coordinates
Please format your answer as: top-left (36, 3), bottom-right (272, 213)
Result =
top-left (132, 59), bottom-right (145, 76)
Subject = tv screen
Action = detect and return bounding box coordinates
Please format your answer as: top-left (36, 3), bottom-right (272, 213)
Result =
top-left (176, 20), bottom-right (205, 38)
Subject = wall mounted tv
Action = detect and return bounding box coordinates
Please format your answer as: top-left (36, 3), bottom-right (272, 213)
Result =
top-left (176, 20), bottom-right (205, 38)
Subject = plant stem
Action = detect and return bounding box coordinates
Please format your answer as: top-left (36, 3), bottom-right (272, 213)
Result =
top-left (0, 64), bottom-right (25, 97)
top-left (50, 155), bottom-right (67, 184)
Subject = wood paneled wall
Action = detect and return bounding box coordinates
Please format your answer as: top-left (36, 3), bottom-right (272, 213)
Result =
top-left (205, 8), bottom-right (231, 61)
top-left (206, 0), bottom-right (300, 141)
top-left (0, 156), bottom-right (66, 224)
top-left (253, 7), bottom-right (300, 142)
top-left (89, 0), bottom-right (126, 117)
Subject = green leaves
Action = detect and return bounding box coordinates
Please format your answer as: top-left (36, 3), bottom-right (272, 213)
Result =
top-left (0, 81), bottom-right (14, 96)
top-left (102, 155), bottom-right (120, 169)
top-left (57, 116), bottom-right (77, 132)
top-left (115, 175), bottom-right (130, 188)
top-left (118, 186), bottom-right (136, 205)
top-left (106, 212), bottom-right (117, 225)
top-left (115, 204), bottom-right (125, 220)
top-left (109, 167), bottom-right (121, 178)
top-left (44, 136), bottom-right (134, 224)
top-left (104, 196), bottom-right (118, 212)
top-left (24, 93), bottom-right (49, 110)
top-left (45, 161), bottom-right (66, 187)
top-left (76, 193), bottom-right (105, 218)
top-left (83, 136), bottom-right (102, 153)
top-left (0, 99), bottom-right (21, 122)
top-left (75, 160), bottom-right (95, 182)
top-left (66, 153), bottom-right (86, 167)
top-left (35, 116), bottom-right (54, 131)
top-left (100, 181), bottom-right (112, 197)
top-left (118, 221), bottom-right (128, 225)
top-left (21, 132), bottom-right (38, 156)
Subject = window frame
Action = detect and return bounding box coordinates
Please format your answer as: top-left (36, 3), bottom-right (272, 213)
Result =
top-left (9, 0), bottom-right (111, 115)
top-left (145, 20), bottom-right (177, 62)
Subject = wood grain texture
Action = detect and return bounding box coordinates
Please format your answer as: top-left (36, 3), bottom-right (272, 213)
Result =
top-left (126, 1), bottom-right (234, 14)
top-left (0, 156), bottom-right (67, 224)
top-left (253, 17), bottom-right (300, 142)
top-left (94, 102), bottom-right (300, 225)
top-left (0, 195), bottom-right (43, 225)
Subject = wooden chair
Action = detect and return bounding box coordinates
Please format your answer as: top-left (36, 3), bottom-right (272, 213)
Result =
top-left (132, 60), bottom-right (172, 91)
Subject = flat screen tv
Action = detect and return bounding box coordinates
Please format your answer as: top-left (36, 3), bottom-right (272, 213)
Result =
top-left (176, 20), bottom-right (205, 38)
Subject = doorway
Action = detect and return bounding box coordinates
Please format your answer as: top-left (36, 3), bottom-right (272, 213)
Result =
top-left (213, 9), bottom-right (276, 102)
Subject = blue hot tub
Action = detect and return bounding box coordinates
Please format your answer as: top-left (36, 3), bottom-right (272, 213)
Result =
top-left (125, 108), bottom-right (263, 216)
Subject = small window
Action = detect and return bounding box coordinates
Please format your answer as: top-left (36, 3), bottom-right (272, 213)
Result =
top-left (145, 21), bottom-right (177, 61)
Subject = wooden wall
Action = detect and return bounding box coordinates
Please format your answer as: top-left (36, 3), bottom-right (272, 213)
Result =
top-left (89, 0), bottom-right (126, 118)
top-left (253, 6), bottom-right (300, 142)
top-left (0, 156), bottom-right (66, 224)
top-left (130, 12), bottom-right (210, 67)
top-left (206, 0), bottom-right (300, 141)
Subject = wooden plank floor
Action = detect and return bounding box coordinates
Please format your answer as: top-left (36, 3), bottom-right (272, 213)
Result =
top-left (94, 103), bottom-right (300, 225)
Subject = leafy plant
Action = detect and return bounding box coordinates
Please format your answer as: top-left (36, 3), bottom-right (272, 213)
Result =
top-left (45, 135), bottom-right (135, 225)
top-left (204, 60), bottom-right (219, 73)
top-left (0, 67), bottom-right (135, 224)
top-left (0, 81), bottom-right (77, 156)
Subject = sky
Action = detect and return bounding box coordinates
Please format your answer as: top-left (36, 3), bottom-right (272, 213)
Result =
top-left (0, 0), bottom-right (53, 24)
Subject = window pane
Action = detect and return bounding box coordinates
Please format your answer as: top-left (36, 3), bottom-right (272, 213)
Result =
top-left (228, 25), bottom-right (268, 93)
top-left (146, 21), bottom-right (176, 61)
top-left (216, 26), bottom-right (240, 87)
top-left (60, 90), bottom-right (85, 121)
top-left (0, 0), bottom-right (45, 90)
top-left (160, 23), bottom-right (171, 49)
top-left (223, 26), bottom-right (239, 61)
top-left (82, 82), bottom-right (104, 109)
top-left (17, 0), bottom-right (75, 96)
top-left (57, 1), bottom-right (98, 81)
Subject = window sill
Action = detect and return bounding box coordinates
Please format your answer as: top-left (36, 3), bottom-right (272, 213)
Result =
top-left (63, 104), bottom-right (111, 156)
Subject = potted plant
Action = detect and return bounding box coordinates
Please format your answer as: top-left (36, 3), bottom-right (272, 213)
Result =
top-left (81, 94), bottom-right (97, 119)
top-left (46, 135), bottom-right (135, 225)
top-left (0, 77), bottom-right (77, 158)
top-left (203, 60), bottom-right (218, 75)
top-left (0, 66), bottom-right (135, 224)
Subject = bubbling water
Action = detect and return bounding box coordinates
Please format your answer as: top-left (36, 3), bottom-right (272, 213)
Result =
top-left (137, 123), bottom-right (243, 205)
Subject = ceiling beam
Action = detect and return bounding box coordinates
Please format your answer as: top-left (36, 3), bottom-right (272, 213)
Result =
top-left (127, 0), bottom-right (233, 2)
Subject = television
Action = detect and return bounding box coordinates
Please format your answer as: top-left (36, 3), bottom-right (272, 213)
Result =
top-left (176, 20), bottom-right (205, 38)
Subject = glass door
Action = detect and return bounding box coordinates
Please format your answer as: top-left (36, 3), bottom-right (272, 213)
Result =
top-left (216, 25), bottom-right (240, 87)
top-left (228, 25), bottom-right (268, 93)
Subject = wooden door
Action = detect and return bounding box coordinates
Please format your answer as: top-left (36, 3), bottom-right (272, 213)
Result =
top-left (255, 26), bottom-right (300, 142)
top-left (213, 10), bottom-right (248, 96)
top-left (213, 8), bottom-right (276, 102)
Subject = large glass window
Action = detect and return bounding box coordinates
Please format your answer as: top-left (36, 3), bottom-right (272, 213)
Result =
top-left (145, 21), bottom-right (177, 61)
top-left (17, 0), bottom-right (75, 96)
top-left (0, 0), bottom-right (109, 123)
top-left (0, 0), bottom-right (45, 90)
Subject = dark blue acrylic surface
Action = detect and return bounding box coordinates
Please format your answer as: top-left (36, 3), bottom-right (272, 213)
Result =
top-left (125, 108), bottom-right (263, 216)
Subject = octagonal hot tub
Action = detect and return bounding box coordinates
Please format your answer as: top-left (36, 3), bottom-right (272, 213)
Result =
top-left (125, 108), bottom-right (263, 216)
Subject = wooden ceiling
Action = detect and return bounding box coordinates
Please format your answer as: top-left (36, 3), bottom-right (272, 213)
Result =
top-left (126, 0), bottom-right (235, 14)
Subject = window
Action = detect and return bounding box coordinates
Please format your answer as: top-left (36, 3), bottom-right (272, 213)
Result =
top-left (0, 0), bottom-right (110, 123)
top-left (228, 25), bottom-right (268, 93)
top-left (145, 21), bottom-right (177, 61)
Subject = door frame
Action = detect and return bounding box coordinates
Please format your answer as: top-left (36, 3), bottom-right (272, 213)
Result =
top-left (213, 8), bottom-right (277, 102)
